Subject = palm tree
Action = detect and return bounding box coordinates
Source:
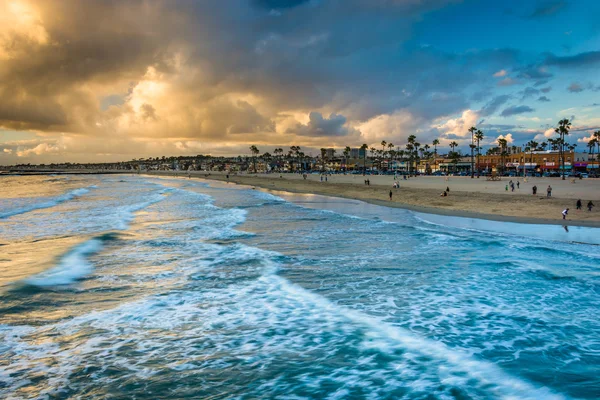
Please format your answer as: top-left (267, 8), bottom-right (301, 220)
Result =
top-left (320, 148), bottom-right (327, 171)
top-left (554, 119), bottom-right (571, 179)
top-left (432, 138), bottom-right (440, 173)
top-left (381, 140), bottom-right (387, 159)
top-left (343, 146), bottom-right (351, 171)
top-left (360, 143), bottom-right (368, 174)
top-left (474, 130), bottom-right (484, 176)
top-left (249, 145), bottom-right (260, 173)
top-left (422, 144), bottom-right (431, 174)
top-left (588, 138), bottom-right (597, 171)
top-left (497, 138), bottom-right (508, 174)
top-left (449, 141), bottom-right (458, 175)
top-left (594, 131), bottom-right (600, 169)
top-left (525, 140), bottom-right (538, 176)
top-left (468, 126), bottom-right (477, 178)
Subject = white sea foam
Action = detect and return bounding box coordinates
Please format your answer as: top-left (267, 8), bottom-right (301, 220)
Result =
top-left (0, 186), bottom-right (94, 219)
top-left (25, 238), bottom-right (104, 286)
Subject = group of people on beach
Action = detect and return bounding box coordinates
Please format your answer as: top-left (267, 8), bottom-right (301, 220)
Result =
top-left (575, 199), bottom-right (595, 212)
top-left (506, 180), bottom-right (520, 192)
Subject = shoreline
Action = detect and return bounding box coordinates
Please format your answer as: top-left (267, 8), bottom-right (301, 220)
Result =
top-left (198, 174), bottom-right (600, 228)
top-left (6, 169), bottom-right (600, 228)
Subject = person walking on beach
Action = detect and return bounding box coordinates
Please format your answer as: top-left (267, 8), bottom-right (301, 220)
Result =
top-left (446, 186), bottom-right (450, 193)
top-left (389, 190), bottom-right (393, 201)
top-left (588, 201), bottom-right (595, 211)
top-left (547, 185), bottom-right (552, 198)
top-left (576, 199), bottom-right (582, 210)
top-left (505, 184), bottom-right (509, 191)
top-left (562, 208), bottom-right (569, 220)
top-left (517, 181), bottom-right (520, 189)
top-left (532, 185), bottom-right (537, 195)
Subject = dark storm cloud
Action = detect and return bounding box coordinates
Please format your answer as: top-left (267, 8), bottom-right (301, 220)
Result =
top-left (500, 105), bottom-right (535, 117)
top-left (288, 112), bottom-right (358, 137)
top-left (545, 51), bottom-right (600, 68)
top-left (537, 96), bottom-right (551, 102)
top-left (3, 0), bottom-right (593, 164)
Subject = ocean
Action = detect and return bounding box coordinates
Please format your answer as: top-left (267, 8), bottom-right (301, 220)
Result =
top-left (0, 174), bottom-right (599, 399)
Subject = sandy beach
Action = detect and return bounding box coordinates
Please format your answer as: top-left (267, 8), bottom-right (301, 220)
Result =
top-left (145, 171), bottom-right (600, 227)
top-left (6, 169), bottom-right (599, 227)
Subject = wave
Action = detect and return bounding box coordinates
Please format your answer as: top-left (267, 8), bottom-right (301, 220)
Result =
top-left (266, 273), bottom-right (566, 400)
top-left (0, 186), bottom-right (95, 219)
top-left (24, 235), bottom-right (112, 287)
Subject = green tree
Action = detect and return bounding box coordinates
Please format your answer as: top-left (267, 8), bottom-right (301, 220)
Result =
top-left (320, 148), bottom-right (327, 171)
top-left (474, 130), bottom-right (484, 176)
top-left (249, 145), bottom-right (260, 173)
top-left (497, 138), bottom-right (508, 174)
top-left (555, 119), bottom-right (571, 180)
top-left (449, 141), bottom-right (458, 174)
top-left (360, 143), bottom-right (369, 174)
top-left (594, 131), bottom-right (600, 167)
top-left (525, 140), bottom-right (538, 176)
top-left (468, 126), bottom-right (477, 178)
top-left (343, 146), bottom-right (351, 170)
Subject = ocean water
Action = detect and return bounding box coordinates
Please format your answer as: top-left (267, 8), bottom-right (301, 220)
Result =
top-left (0, 175), bottom-right (599, 399)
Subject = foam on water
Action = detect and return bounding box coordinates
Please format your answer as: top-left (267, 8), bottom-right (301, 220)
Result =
top-left (0, 185), bottom-right (94, 219)
top-left (24, 238), bottom-right (105, 287)
top-left (0, 176), bottom-right (598, 399)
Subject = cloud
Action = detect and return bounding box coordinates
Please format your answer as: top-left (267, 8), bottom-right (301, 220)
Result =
top-left (480, 95), bottom-right (511, 117)
top-left (567, 82), bottom-right (584, 93)
top-left (15, 142), bottom-right (61, 157)
top-left (537, 96), bottom-right (551, 102)
top-left (3, 148), bottom-right (12, 154)
top-left (433, 109), bottom-right (480, 138)
top-left (540, 86), bottom-right (552, 93)
top-left (545, 51), bottom-right (600, 68)
top-left (495, 133), bottom-right (514, 144)
top-left (528, 1), bottom-right (567, 18)
top-left (500, 105), bottom-right (535, 117)
top-left (287, 112), bottom-right (359, 138)
top-left (516, 65), bottom-right (553, 81)
top-left (0, 0), bottom-right (586, 163)
top-left (520, 87), bottom-right (539, 99)
top-left (497, 77), bottom-right (519, 87)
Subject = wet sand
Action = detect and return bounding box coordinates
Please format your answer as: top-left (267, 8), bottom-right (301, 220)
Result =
top-left (181, 172), bottom-right (600, 228)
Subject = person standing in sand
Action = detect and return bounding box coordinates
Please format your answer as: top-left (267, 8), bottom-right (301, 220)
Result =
top-left (547, 185), bottom-right (552, 198)
top-left (562, 208), bottom-right (569, 220)
top-left (389, 190), bottom-right (393, 201)
top-left (532, 185), bottom-right (537, 195)
top-left (588, 201), bottom-right (595, 211)
top-left (576, 199), bottom-right (582, 210)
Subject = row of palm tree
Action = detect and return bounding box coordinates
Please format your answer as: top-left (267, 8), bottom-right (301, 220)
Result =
top-left (249, 119), bottom-right (597, 175)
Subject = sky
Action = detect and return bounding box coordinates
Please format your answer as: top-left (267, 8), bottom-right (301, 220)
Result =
top-left (1, 0), bottom-right (600, 164)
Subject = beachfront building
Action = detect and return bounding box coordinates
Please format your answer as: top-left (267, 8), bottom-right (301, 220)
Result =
top-left (477, 150), bottom-right (597, 175)
top-left (438, 157), bottom-right (472, 174)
